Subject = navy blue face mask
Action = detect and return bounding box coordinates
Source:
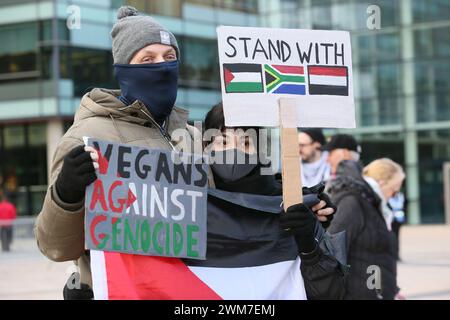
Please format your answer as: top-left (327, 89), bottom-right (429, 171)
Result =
top-left (114, 60), bottom-right (179, 124)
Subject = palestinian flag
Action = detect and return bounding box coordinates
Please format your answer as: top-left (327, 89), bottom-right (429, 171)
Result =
top-left (223, 63), bottom-right (264, 93)
top-left (91, 189), bottom-right (307, 300)
top-left (264, 65), bottom-right (306, 95)
top-left (308, 65), bottom-right (349, 96)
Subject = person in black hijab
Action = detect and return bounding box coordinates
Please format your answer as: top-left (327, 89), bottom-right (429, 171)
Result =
top-left (200, 102), bottom-right (348, 299)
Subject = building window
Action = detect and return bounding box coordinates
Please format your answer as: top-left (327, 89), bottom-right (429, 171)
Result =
top-left (40, 19), bottom-right (70, 42)
top-left (377, 0), bottom-right (399, 28)
top-left (184, 0), bottom-right (258, 13)
top-left (126, 0), bottom-right (182, 17)
top-left (375, 32), bottom-right (400, 62)
top-left (0, 22), bottom-right (37, 55)
top-left (359, 98), bottom-right (378, 127)
top-left (415, 26), bottom-right (450, 60)
top-left (378, 97), bottom-right (402, 125)
top-left (356, 35), bottom-right (374, 65)
top-left (418, 129), bottom-right (450, 223)
top-left (67, 47), bottom-right (116, 97)
top-left (0, 123), bottom-right (47, 216)
top-left (0, 22), bottom-right (38, 80)
top-left (179, 36), bottom-right (220, 89)
top-left (377, 63), bottom-right (401, 96)
top-left (39, 46), bottom-right (116, 97)
top-left (415, 60), bottom-right (450, 94)
top-left (311, 0), bottom-right (332, 30)
top-left (413, 0), bottom-right (450, 24)
top-left (0, 19), bottom-right (69, 83)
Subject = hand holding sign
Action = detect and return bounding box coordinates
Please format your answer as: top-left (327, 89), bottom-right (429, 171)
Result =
top-left (85, 146), bottom-right (100, 170)
top-left (55, 145), bottom-right (98, 204)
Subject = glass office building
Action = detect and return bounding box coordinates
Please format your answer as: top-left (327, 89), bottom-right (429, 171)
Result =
top-left (0, 0), bottom-right (449, 224)
top-left (0, 0), bottom-right (258, 215)
top-left (260, 0), bottom-right (450, 223)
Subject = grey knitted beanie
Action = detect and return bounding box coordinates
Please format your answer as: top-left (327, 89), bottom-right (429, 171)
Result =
top-left (111, 6), bottom-right (180, 64)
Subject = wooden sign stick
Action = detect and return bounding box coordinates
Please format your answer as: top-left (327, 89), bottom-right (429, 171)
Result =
top-left (279, 98), bottom-right (303, 211)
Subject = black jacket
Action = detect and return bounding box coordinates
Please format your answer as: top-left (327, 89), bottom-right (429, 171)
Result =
top-left (209, 174), bottom-right (348, 299)
top-left (327, 160), bottom-right (398, 300)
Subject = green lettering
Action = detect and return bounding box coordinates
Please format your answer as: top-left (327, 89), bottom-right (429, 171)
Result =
top-left (112, 218), bottom-right (122, 251)
top-left (165, 222), bottom-right (170, 255)
top-left (173, 223), bottom-right (183, 256)
top-left (152, 221), bottom-right (164, 255)
top-left (141, 220), bottom-right (151, 252)
top-left (187, 224), bottom-right (199, 258)
top-left (97, 234), bottom-right (110, 250)
top-left (124, 218), bottom-right (138, 251)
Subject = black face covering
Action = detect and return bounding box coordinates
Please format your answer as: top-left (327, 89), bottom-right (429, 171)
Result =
top-left (210, 149), bottom-right (258, 183)
top-left (114, 60), bottom-right (179, 124)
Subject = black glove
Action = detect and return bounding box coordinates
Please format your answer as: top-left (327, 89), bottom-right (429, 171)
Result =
top-left (303, 181), bottom-right (326, 195)
top-left (303, 182), bottom-right (336, 229)
top-left (318, 192), bottom-right (337, 229)
top-left (279, 203), bottom-right (318, 254)
top-left (55, 145), bottom-right (97, 204)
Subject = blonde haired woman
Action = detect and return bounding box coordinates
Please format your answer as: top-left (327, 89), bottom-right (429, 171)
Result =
top-left (327, 158), bottom-right (405, 300)
top-left (363, 158), bottom-right (405, 231)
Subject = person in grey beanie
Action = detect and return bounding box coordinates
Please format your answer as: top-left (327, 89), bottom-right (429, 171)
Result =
top-left (35, 6), bottom-right (200, 299)
top-left (111, 6), bottom-right (180, 64)
top-left (111, 5), bottom-right (181, 124)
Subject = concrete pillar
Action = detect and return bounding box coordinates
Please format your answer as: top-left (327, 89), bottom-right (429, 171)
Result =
top-left (444, 162), bottom-right (450, 225)
top-left (401, 0), bottom-right (421, 224)
top-left (46, 119), bottom-right (64, 183)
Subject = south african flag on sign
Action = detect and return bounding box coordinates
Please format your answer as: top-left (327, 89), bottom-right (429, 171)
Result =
top-left (265, 65), bottom-right (306, 95)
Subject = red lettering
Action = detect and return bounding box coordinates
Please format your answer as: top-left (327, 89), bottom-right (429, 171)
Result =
top-left (109, 180), bottom-right (126, 213)
top-left (90, 214), bottom-right (108, 247)
top-left (97, 149), bottom-right (110, 175)
top-left (90, 179), bottom-right (108, 211)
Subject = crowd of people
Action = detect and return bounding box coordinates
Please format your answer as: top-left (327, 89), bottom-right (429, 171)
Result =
top-left (33, 5), bottom-right (407, 300)
top-left (299, 129), bottom-right (406, 299)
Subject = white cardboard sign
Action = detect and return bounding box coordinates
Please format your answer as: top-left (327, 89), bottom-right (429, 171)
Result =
top-left (217, 26), bottom-right (356, 128)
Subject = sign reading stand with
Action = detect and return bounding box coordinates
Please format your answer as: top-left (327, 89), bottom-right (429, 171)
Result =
top-left (217, 26), bottom-right (356, 128)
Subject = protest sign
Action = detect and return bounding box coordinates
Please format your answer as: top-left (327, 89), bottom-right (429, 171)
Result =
top-left (217, 26), bottom-right (355, 128)
top-left (217, 26), bottom-right (356, 209)
top-left (84, 138), bottom-right (208, 260)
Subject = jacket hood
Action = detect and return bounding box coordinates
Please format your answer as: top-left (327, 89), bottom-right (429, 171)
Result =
top-left (74, 88), bottom-right (189, 136)
top-left (327, 160), bottom-right (381, 208)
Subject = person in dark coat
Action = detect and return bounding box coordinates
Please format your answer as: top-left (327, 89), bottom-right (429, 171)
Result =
top-left (326, 159), bottom-right (401, 299)
top-left (203, 102), bottom-right (348, 300)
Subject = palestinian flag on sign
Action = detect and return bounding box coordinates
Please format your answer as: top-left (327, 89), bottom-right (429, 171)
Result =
top-left (264, 64), bottom-right (306, 95)
top-left (90, 189), bottom-right (307, 300)
top-left (223, 63), bottom-right (264, 93)
top-left (308, 65), bottom-right (349, 96)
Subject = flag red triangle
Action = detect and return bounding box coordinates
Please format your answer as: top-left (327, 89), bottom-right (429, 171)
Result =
top-left (104, 253), bottom-right (222, 299)
top-left (126, 189), bottom-right (137, 208)
top-left (224, 67), bottom-right (234, 85)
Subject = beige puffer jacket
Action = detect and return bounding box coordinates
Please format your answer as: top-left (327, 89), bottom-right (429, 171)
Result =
top-left (35, 88), bottom-right (201, 290)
